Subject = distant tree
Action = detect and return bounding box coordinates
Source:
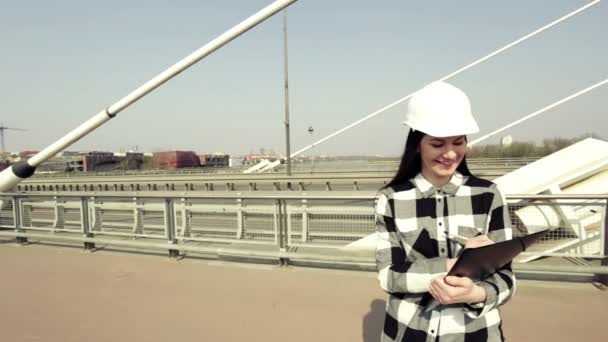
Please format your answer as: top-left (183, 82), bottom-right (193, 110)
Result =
top-left (467, 133), bottom-right (603, 158)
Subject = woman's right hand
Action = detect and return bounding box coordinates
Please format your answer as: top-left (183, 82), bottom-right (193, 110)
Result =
top-left (446, 258), bottom-right (457, 272)
top-left (464, 234), bottom-right (494, 249)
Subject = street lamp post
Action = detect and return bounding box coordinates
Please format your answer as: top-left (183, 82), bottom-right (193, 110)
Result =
top-left (283, 9), bottom-right (292, 176)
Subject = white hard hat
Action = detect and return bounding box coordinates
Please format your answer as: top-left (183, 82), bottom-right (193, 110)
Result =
top-left (404, 81), bottom-right (479, 137)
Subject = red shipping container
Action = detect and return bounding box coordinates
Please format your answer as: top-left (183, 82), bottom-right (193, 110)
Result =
top-left (153, 151), bottom-right (200, 169)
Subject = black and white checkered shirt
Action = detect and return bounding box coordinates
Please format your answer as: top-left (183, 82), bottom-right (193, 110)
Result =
top-left (376, 172), bottom-right (516, 342)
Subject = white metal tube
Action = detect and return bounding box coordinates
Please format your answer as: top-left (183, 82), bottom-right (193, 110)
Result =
top-left (287, 0), bottom-right (601, 159)
top-left (0, 167), bottom-right (23, 192)
top-left (28, 111), bottom-right (110, 166)
top-left (25, 0), bottom-right (298, 168)
top-left (259, 159), bottom-right (282, 172)
top-left (108, 0), bottom-right (297, 115)
top-left (243, 159), bottom-right (272, 174)
top-left (469, 78), bottom-right (608, 146)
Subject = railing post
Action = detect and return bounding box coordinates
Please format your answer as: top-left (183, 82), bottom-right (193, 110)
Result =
top-left (274, 199), bottom-right (282, 248)
top-left (179, 197), bottom-right (190, 238)
top-left (13, 196), bottom-right (27, 244)
top-left (132, 197), bottom-right (142, 235)
top-left (164, 198), bottom-right (179, 259)
top-left (600, 199), bottom-right (608, 284)
top-left (236, 198), bottom-right (244, 239)
top-left (272, 199), bottom-right (278, 245)
top-left (602, 199), bottom-right (608, 258)
top-left (301, 199), bottom-right (308, 243)
top-left (278, 199), bottom-right (288, 266)
top-left (81, 197), bottom-right (95, 251)
top-left (286, 200), bottom-right (292, 246)
top-left (90, 196), bottom-right (100, 233)
top-left (52, 195), bottom-right (60, 233)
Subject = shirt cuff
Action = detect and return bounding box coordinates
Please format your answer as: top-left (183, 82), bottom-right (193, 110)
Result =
top-left (464, 281), bottom-right (498, 318)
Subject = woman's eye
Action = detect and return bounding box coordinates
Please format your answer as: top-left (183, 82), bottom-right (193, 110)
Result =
top-left (431, 144), bottom-right (443, 148)
top-left (453, 141), bottom-right (464, 146)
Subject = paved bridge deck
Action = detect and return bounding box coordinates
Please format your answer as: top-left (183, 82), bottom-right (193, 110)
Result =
top-left (0, 241), bottom-right (605, 342)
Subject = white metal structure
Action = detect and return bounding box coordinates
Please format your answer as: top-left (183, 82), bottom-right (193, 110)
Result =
top-left (494, 138), bottom-right (608, 195)
top-left (0, 0), bottom-right (298, 192)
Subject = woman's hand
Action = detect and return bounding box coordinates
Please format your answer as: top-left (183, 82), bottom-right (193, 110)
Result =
top-left (464, 234), bottom-right (494, 249)
top-left (446, 258), bottom-right (457, 272)
top-left (429, 275), bottom-right (486, 305)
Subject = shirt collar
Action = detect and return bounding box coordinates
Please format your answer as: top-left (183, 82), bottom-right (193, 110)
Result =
top-left (413, 171), bottom-right (465, 198)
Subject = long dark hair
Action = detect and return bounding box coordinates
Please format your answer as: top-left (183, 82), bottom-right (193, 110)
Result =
top-left (384, 129), bottom-right (472, 190)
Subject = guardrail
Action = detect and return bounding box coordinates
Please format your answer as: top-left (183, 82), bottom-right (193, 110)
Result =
top-left (27, 157), bottom-right (538, 179)
top-left (0, 193), bottom-right (606, 276)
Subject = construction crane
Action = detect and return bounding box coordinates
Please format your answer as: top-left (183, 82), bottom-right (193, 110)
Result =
top-left (0, 123), bottom-right (27, 153)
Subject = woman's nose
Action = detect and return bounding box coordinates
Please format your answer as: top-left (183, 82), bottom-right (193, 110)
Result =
top-left (443, 149), bottom-right (457, 160)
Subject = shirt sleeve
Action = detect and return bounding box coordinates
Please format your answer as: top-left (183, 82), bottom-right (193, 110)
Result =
top-left (464, 184), bottom-right (517, 318)
top-left (375, 190), bottom-right (448, 294)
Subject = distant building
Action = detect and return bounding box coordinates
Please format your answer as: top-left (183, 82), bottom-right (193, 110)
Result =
top-left (122, 152), bottom-right (145, 171)
top-left (57, 151), bottom-right (82, 157)
top-left (38, 154), bottom-right (84, 172)
top-left (82, 152), bottom-right (144, 172)
top-left (153, 151), bottom-right (200, 169)
top-left (200, 153), bottom-right (230, 167)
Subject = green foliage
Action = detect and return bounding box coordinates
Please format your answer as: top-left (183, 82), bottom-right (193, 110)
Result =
top-left (468, 134), bottom-right (604, 158)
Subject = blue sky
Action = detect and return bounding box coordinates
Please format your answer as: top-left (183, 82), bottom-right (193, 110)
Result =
top-left (1, 0), bottom-right (606, 156)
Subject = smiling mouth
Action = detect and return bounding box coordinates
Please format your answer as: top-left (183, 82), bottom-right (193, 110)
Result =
top-left (434, 159), bottom-right (455, 168)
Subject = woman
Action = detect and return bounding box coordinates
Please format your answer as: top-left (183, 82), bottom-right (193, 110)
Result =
top-left (376, 81), bottom-right (515, 342)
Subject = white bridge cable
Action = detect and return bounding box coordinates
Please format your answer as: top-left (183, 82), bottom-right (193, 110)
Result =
top-left (469, 78), bottom-right (608, 146)
top-left (25, 0), bottom-right (298, 168)
top-left (276, 0), bottom-right (601, 167)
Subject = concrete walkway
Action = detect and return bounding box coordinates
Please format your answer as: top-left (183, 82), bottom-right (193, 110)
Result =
top-left (0, 242), bottom-right (606, 341)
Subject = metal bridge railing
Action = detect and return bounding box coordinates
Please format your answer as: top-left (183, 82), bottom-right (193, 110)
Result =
top-left (0, 193), bottom-right (606, 273)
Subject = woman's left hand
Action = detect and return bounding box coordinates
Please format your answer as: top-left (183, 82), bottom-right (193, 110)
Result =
top-left (429, 275), bottom-right (486, 305)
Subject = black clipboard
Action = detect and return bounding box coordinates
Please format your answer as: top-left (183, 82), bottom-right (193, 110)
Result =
top-left (447, 229), bottom-right (550, 281)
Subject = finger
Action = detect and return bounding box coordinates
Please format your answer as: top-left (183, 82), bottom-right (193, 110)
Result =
top-left (431, 276), bottom-right (446, 289)
top-left (429, 286), bottom-right (440, 302)
top-left (430, 282), bottom-right (447, 303)
top-left (434, 281), bottom-right (457, 304)
top-left (466, 238), bottom-right (493, 249)
top-left (430, 285), bottom-right (447, 304)
top-left (445, 276), bottom-right (470, 287)
top-left (476, 235), bottom-right (494, 244)
top-left (434, 278), bottom-right (450, 291)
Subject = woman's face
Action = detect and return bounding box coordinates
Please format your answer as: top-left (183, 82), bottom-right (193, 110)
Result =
top-left (418, 134), bottom-right (467, 184)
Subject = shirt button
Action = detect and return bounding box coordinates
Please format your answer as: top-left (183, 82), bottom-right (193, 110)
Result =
top-left (431, 330), bottom-right (435, 334)
top-left (441, 248), bottom-right (445, 253)
top-left (439, 222), bottom-right (442, 226)
top-left (437, 198), bottom-right (442, 202)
